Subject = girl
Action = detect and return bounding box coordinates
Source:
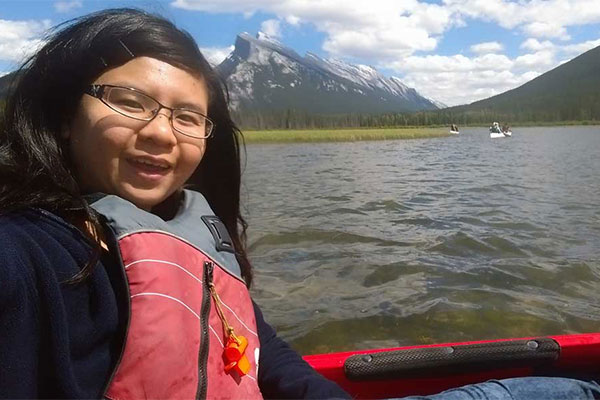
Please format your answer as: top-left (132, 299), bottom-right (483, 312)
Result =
top-left (0, 7), bottom-right (598, 400)
top-left (0, 8), bottom-right (347, 399)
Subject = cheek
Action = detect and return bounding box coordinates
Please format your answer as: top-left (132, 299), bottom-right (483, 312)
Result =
top-left (178, 142), bottom-right (206, 177)
top-left (68, 98), bottom-right (132, 164)
top-left (71, 125), bottom-right (120, 162)
top-left (68, 120), bottom-right (131, 185)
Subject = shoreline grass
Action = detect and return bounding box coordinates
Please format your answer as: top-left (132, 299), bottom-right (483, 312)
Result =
top-left (242, 127), bottom-right (450, 143)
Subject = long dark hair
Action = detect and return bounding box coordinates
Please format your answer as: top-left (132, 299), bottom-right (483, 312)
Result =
top-left (0, 8), bottom-right (253, 286)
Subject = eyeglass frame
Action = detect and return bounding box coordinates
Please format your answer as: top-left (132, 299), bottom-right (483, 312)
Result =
top-left (84, 84), bottom-right (215, 139)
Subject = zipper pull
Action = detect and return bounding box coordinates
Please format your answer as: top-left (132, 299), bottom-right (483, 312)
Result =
top-left (204, 261), bottom-right (214, 286)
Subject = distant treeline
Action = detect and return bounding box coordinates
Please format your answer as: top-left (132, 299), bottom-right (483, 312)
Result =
top-left (2, 99), bottom-right (599, 131)
top-left (231, 104), bottom-right (600, 130)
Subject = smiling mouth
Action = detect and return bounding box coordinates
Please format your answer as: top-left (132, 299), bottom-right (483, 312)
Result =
top-left (128, 158), bottom-right (172, 175)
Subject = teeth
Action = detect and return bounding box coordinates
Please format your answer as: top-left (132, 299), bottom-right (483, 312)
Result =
top-left (135, 159), bottom-right (169, 169)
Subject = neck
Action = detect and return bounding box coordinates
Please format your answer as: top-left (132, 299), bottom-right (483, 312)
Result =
top-left (151, 191), bottom-right (184, 221)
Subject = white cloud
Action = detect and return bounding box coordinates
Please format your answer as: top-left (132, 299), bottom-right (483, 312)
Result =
top-left (173, 0), bottom-right (454, 59)
top-left (388, 53), bottom-right (512, 74)
top-left (171, 0), bottom-right (600, 105)
top-left (470, 41), bottom-right (504, 54)
top-left (200, 45), bottom-right (234, 66)
top-left (171, 0), bottom-right (279, 14)
top-left (445, 0), bottom-right (600, 39)
top-left (513, 50), bottom-right (556, 72)
top-left (524, 22), bottom-right (569, 40)
top-left (54, 1), bottom-right (83, 13)
top-left (0, 19), bottom-right (51, 63)
top-left (383, 51), bottom-right (552, 107)
top-left (520, 38), bottom-right (555, 52)
top-left (396, 65), bottom-right (529, 107)
top-left (260, 19), bottom-right (282, 38)
top-left (171, 0), bottom-right (600, 60)
top-left (387, 38), bottom-right (599, 106)
top-left (285, 15), bottom-right (301, 26)
top-left (560, 37), bottom-right (600, 57)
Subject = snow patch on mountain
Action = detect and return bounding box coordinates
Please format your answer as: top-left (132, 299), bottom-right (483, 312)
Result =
top-left (217, 33), bottom-right (441, 113)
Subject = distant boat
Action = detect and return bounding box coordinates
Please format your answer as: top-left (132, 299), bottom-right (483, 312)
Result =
top-left (490, 130), bottom-right (512, 139)
top-left (489, 122), bottom-right (511, 138)
top-left (449, 124), bottom-right (459, 135)
top-left (450, 129), bottom-right (460, 135)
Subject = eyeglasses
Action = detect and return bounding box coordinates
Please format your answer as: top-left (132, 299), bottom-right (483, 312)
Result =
top-left (84, 84), bottom-right (214, 139)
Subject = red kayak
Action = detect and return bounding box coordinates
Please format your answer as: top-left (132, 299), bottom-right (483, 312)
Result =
top-left (304, 333), bottom-right (600, 399)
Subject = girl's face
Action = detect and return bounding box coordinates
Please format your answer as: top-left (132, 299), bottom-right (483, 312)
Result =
top-left (67, 56), bottom-right (209, 210)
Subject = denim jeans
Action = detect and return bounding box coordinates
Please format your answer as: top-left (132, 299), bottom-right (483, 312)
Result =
top-left (400, 377), bottom-right (600, 399)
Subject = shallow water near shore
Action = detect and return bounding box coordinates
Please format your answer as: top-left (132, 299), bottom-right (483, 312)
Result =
top-left (242, 126), bottom-right (600, 355)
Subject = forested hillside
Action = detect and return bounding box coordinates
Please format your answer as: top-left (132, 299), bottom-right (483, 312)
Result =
top-left (446, 44), bottom-right (600, 123)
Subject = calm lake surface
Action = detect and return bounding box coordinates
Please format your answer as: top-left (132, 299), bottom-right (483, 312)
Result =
top-left (242, 126), bottom-right (600, 355)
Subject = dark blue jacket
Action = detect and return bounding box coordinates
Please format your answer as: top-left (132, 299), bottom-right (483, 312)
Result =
top-left (0, 209), bottom-right (350, 399)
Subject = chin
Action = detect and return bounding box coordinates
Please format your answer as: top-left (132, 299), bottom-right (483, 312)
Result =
top-left (119, 189), bottom-right (168, 211)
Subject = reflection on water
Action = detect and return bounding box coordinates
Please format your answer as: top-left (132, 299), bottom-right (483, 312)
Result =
top-left (242, 126), bottom-right (600, 355)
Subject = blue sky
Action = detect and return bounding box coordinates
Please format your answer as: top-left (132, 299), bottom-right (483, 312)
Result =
top-left (1, 0), bottom-right (599, 106)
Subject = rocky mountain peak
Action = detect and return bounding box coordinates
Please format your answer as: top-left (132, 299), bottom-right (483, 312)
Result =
top-left (217, 33), bottom-right (440, 114)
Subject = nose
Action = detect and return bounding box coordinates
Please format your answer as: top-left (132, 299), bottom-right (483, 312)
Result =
top-left (137, 109), bottom-right (177, 147)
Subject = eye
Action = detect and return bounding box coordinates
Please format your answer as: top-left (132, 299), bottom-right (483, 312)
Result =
top-left (116, 98), bottom-right (145, 111)
top-left (106, 88), bottom-right (152, 114)
top-left (175, 111), bottom-right (204, 126)
top-left (110, 95), bottom-right (147, 113)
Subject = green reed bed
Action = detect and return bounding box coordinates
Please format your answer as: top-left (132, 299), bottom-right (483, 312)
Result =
top-left (242, 128), bottom-right (449, 143)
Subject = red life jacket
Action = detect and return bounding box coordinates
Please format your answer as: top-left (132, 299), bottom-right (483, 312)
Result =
top-left (91, 191), bottom-right (263, 399)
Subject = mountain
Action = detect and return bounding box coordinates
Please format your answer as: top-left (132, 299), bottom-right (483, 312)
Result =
top-left (216, 32), bottom-right (439, 115)
top-left (447, 45), bottom-right (600, 121)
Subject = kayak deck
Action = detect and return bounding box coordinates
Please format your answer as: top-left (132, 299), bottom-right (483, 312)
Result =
top-left (304, 333), bottom-right (600, 399)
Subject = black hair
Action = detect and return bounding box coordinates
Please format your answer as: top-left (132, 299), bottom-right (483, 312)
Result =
top-left (0, 8), bottom-right (253, 286)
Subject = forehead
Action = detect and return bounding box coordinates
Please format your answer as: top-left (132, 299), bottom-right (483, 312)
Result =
top-left (95, 56), bottom-right (209, 108)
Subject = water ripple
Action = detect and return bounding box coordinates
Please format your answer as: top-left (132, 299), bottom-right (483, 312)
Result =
top-left (244, 127), bottom-right (600, 354)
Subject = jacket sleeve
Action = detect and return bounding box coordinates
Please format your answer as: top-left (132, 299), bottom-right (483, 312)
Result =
top-left (254, 301), bottom-right (351, 399)
top-left (0, 235), bottom-right (40, 399)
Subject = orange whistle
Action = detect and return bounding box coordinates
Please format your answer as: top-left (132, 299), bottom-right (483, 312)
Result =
top-left (224, 335), bottom-right (248, 361)
top-left (234, 354), bottom-right (251, 375)
top-left (224, 354), bottom-right (251, 376)
top-left (223, 335), bottom-right (251, 376)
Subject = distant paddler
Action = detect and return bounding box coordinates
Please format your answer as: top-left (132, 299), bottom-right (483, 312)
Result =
top-left (490, 121), bottom-right (512, 138)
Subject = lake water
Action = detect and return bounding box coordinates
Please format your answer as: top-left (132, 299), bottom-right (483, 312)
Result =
top-left (242, 126), bottom-right (600, 355)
